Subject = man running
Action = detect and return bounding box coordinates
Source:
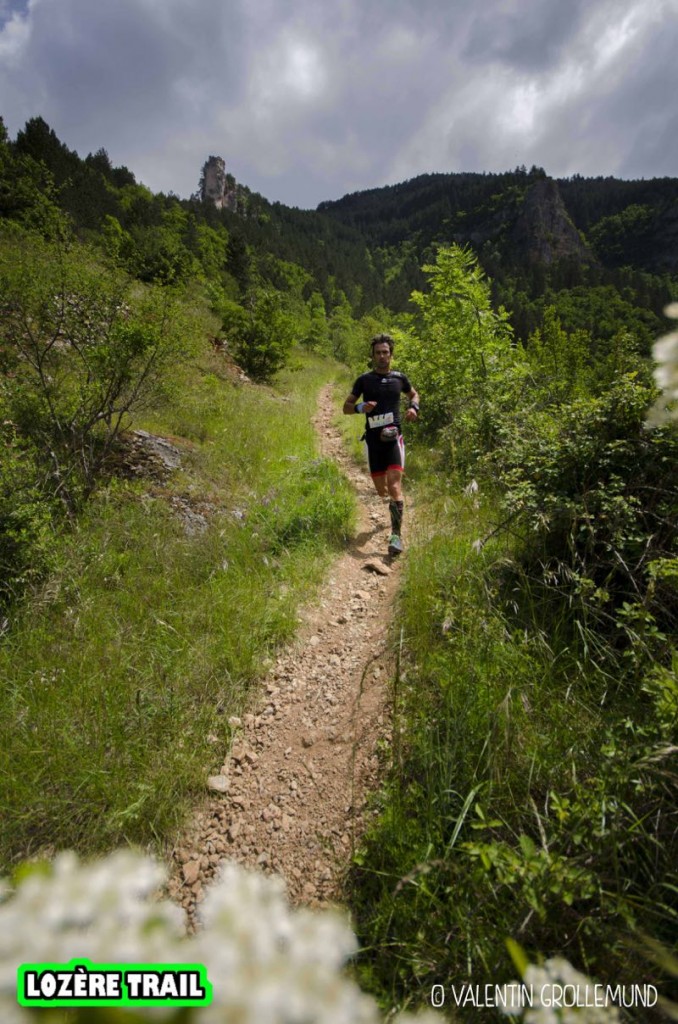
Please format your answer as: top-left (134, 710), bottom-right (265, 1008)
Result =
top-left (343, 333), bottom-right (419, 555)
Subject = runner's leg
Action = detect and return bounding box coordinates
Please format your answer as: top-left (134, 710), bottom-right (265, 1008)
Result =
top-left (372, 473), bottom-right (388, 497)
top-left (386, 471), bottom-right (404, 536)
top-left (386, 434), bottom-right (405, 537)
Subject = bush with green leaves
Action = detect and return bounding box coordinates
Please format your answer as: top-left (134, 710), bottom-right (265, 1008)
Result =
top-left (490, 372), bottom-right (678, 662)
top-left (396, 244), bottom-right (518, 466)
top-left (0, 226), bottom-right (196, 511)
top-left (349, 487), bottom-right (677, 1019)
top-left (0, 426), bottom-right (55, 607)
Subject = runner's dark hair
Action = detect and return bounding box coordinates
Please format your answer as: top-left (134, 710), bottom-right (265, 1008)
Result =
top-left (371, 333), bottom-right (394, 353)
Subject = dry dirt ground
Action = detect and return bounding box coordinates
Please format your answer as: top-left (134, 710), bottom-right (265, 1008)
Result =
top-left (168, 384), bottom-right (407, 923)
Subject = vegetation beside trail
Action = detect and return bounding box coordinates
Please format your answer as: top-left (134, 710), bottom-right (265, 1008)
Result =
top-left (348, 250), bottom-right (678, 1020)
top-left (0, 350), bottom-right (354, 871)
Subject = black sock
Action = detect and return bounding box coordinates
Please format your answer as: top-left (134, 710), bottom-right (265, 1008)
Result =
top-left (389, 499), bottom-right (404, 535)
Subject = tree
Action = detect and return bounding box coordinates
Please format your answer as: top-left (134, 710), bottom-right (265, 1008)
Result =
top-left (225, 233), bottom-right (252, 295)
top-left (303, 292), bottom-right (330, 353)
top-left (526, 306), bottom-right (592, 401)
top-left (398, 245), bottom-right (514, 440)
top-left (222, 290), bottom-right (297, 382)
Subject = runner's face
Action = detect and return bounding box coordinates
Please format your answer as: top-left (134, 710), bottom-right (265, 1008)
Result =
top-left (373, 344), bottom-right (391, 370)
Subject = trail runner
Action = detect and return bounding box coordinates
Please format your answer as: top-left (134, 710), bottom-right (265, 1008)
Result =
top-left (343, 333), bottom-right (419, 556)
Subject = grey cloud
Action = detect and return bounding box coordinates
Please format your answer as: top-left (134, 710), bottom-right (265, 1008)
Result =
top-left (0, 0), bottom-right (28, 28)
top-left (514, 5), bottom-right (678, 180)
top-left (0, 0), bottom-right (675, 207)
top-left (1, 0), bottom-right (249, 173)
top-left (595, 17), bottom-right (678, 179)
top-left (464, 0), bottom-right (589, 71)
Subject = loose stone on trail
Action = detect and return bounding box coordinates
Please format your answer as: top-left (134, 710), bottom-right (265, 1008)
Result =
top-left (363, 560), bottom-right (391, 576)
top-left (170, 382), bottom-right (408, 923)
top-left (207, 775), bottom-right (230, 793)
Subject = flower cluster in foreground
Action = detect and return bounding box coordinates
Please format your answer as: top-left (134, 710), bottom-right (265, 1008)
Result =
top-left (0, 851), bottom-right (440, 1023)
top-left (647, 301), bottom-right (678, 425)
top-left (0, 850), bottom-right (636, 1023)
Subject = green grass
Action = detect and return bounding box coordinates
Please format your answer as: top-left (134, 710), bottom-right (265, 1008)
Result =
top-left (347, 463), bottom-right (678, 1021)
top-left (0, 349), bottom-right (355, 870)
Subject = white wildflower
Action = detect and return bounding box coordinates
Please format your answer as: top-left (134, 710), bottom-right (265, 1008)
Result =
top-left (195, 861), bottom-right (378, 1024)
top-left (647, 302), bottom-right (678, 426)
top-left (0, 851), bottom-right (441, 1024)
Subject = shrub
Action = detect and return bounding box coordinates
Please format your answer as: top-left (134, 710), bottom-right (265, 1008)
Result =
top-left (0, 426), bottom-right (55, 606)
top-left (0, 227), bottom-right (193, 510)
top-left (397, 245), bottom-right (515, 450)
top-left (491, 373), bottom-right (678, 655)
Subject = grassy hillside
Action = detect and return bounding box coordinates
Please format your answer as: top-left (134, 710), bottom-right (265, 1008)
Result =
top-left (0, 347), bottom-right (354, 870)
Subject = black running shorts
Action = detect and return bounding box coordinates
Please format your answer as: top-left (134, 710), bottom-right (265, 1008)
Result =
top-left (365, 431), bottom-right (405, 478)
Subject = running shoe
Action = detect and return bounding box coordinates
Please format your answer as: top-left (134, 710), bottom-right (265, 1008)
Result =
top-left (388, 533), bottom-right (404, 556)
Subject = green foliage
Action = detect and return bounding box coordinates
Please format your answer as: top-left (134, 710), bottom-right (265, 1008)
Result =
top-left (397, 245), bottom-right (516, 463)
top-left (348, 245), bottom-right (677, 1019)
top-left (126, 223), bottom-right (195, 284)
top-left (0, 427), bottom-right (55, 606)
top-left (225, 232), bottom-right (252, 294)
top-left (0, 353), bottom-right (354, 870)
top-left (0, 227), bottom-right (198, 510)
top-left (349, 483), bottom-right (678, 1019)
top-left (589, 204), bottom-right (655, 265)
top-left (0, 129), bottom-right (70, 240)
top-left (524, 306), bottom-right (592, 400)
top-left (328, 290), bottom-right (363, 365)
top-left (222, 290), bottom-right (298, 381)
top-left (545, 284), bottom-right (662, 356)
top-left (191, 221), bottom-right (230, 283)
top-left (257, 457), bottom-right (354, 552)
top-left (491, 373), bottom-right (678, 661)
top-left (302, 291), bottom-right (330, 352)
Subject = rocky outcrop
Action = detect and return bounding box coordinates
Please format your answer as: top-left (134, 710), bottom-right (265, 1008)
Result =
top-left (449, 176), bottom-right (595, 268)
top-left (510, 177), bottom-right (593, 265)
top-left (200, 155), bottom-right (240, 211)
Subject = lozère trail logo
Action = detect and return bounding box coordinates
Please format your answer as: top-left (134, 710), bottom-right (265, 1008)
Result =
top-left (17, 959), bottom-right (212, 1008)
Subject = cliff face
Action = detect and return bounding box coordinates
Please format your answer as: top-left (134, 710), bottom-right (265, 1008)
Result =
top-left (201, 156), bottom-right (240, 211)
top-left (510, 178), bottom-right (593, 265)
top-left (450, 176), bottom-right (595, 267)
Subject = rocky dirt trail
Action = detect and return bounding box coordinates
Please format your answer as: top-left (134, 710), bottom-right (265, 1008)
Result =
top-left (168, 384), bottom-right (405, 923)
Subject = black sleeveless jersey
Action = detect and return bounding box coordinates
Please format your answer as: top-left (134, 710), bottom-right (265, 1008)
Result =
top-left (351, 370), bottom-right (413, 437)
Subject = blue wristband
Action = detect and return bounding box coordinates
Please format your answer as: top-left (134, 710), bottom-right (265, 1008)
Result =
top-left (355, 402), bottom-right (366, 413)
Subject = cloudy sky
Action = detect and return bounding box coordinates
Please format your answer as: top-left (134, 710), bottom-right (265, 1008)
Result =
top-left (1, 0), bottom-right (677, 209)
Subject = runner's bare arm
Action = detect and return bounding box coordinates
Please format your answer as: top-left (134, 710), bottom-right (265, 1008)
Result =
top-left (343, 394), bottom-right (376, 415)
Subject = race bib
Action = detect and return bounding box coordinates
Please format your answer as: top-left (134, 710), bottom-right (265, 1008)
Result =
top-left (367, 412), bottom-right (394, 429)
